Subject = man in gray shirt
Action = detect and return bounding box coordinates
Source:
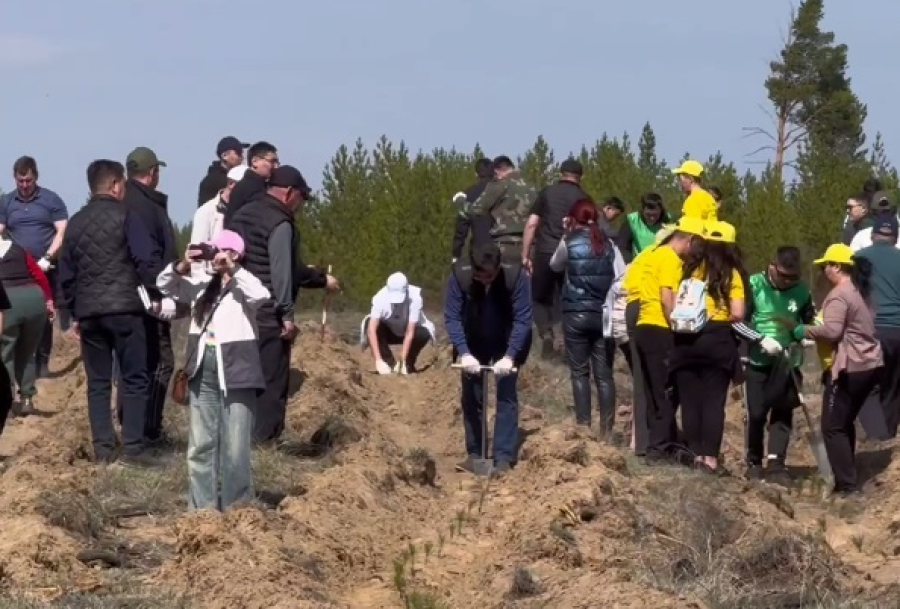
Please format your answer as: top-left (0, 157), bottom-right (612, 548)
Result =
top-left (229, 166), bottom-right (339, 443)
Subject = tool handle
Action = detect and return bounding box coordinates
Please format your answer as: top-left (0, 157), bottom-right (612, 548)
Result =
top-left (451, 363), bottom-right (518, 372)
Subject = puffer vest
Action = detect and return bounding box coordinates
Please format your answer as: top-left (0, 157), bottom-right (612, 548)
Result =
top-left (561, 229), bottom-right (615, 315)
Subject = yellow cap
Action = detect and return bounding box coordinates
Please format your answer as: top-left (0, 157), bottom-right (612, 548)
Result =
top-left (671, 160), bottom-right (704, 178)
top-left (814, 243), bottom-right (855, 266)
top-left (706, 220), bottom-right (736, 244)
top-left (655, 224), bottom-right (676, 244)
top-left (673, 216), bottom-right (707, 237)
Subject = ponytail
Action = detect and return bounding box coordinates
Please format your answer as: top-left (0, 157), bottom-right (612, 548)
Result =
top-left (849, 256), bottom-right (873, 302)
top-left (568, 199), bottom-right (608, 256)
top-left (586, 220), bottom-right (607, 256)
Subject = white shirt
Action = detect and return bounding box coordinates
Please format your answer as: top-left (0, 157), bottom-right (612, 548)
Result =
top-left (850, 226), bottom-right (900, 252)
top-left (360, 284), bottom-right (436, 348)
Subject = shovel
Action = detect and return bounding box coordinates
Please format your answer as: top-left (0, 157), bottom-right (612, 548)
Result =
top-left (782, 348), bottom-right (833, 485)
top-left (451, 363), bottom-right (518, 477)
top-left (320, 264), bottom-right (332, 340)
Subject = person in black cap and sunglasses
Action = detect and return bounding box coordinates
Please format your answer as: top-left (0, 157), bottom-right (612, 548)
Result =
top-left (229, 166), bottom-right (340, 444)
top-left (197, 136), bottom-right (249, 207)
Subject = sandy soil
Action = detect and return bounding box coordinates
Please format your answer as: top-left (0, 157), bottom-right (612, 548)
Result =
top-left (0, 317), bottom-right (899, 608)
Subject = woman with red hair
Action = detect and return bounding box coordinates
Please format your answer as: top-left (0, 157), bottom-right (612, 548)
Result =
top-left (550, 198), bottom-right (627, 439)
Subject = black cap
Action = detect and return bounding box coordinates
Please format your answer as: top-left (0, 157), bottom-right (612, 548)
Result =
top-left (269, 165), bottom-right (311, 195)
top-left (874, 216), bottom-right (899, 238)
top-left (492, 155), bottom-right (514, 169)
top-left (216, 136), bottom-right (249, 157)
top-left (560, 158), bottom-right (583, 176)
top-left (872, 191), bottom-right (895, 211)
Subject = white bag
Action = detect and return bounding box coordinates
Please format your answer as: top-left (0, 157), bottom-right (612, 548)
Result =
top-left (670, 278), bottom-right (709, 333)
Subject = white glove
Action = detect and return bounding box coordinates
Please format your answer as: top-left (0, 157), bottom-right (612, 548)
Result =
top-left (37, 257), bottom-right (51, 272)
top-left (493, 356), bottom-right (515, 376)
top-left (158, 297), bottom-right (177, 321)
top-left (452, 192), bottom-right (467, 205)
top-left (459, 354), bottom-right (481, 375)
top-left (759, 336), bottom-right (782, 356)
top-left (801, 339), bottom-right (815, 348)
top-left (393, 360), bottom-right (408, 375)
top-left (375, 359), bottom-right (392, 375)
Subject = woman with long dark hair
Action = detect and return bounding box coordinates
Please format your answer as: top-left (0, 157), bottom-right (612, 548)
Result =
top-left (157, 230), bottom-right (270, 511)
top-left (793, 244), bottom-right (883, 496)
top-left (668, 221), bottom-right (745, 474)
top-left (549, 198), bottom-right (626, 439)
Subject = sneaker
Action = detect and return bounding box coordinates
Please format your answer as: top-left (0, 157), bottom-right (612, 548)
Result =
top-left (493, 461), bottom-right (512, 475)
top-left (746, 463), bottom-right (765, 480)
top-left (455, 455), bottom-right (477, 473)
top-left (18, 397), bottom-right (36, 416)
top-left (119, 452), bottom-right (165, 469)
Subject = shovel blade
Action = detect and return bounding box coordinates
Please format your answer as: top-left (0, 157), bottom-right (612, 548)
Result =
top-left (471, 458), bottom-right (493, 477)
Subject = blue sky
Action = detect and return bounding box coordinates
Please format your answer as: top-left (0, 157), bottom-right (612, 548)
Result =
top-left (1, 0), bottom-right (897, 225)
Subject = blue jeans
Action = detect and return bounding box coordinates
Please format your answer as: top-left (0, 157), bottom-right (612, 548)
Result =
top-left (188, 346), bottom-right (255, 511)
top-left (461, 370), bottom-right (519, 464)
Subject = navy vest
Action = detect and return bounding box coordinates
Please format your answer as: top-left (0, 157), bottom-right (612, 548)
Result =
top-left (561, 229), bottom-right (614, 315)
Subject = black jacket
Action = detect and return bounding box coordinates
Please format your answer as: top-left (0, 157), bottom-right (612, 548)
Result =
top-left (224, 170), bottom-right (268, 228)
top-left (123, 180), bottom-right (176, 299)
top-left (197, 162), bottom-right (228, 207)
top-left (452, 179), bottom-right (491, 259)
top-left (58, 195), bottom-right (146, 320)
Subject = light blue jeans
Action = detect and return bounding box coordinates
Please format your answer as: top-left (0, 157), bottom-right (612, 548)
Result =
top-left (188, 346), bottom-right (255, 511)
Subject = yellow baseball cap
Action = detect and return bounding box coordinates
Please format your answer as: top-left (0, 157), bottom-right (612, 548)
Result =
top-left (814, 243), bottom-right (855, 266)
top-left (706, 220), bottom-right (736, 244)
top-left (671, 160), bottom-right (704, 178)
top-left (673, 216), bottom-right (707, 237)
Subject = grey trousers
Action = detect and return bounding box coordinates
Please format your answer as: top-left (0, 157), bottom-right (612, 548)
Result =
top-left (188, 346), bottom-right (255, 511)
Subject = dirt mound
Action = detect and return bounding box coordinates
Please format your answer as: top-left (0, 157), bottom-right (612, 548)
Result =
top-left (1, 317), bottom-right (900, 607)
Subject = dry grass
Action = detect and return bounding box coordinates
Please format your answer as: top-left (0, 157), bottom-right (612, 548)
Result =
top-left (633, 469), bottom-right (845, 608)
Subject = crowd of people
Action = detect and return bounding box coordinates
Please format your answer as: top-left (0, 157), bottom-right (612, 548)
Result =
top-left (444, 156), bottom-right (896, 496)
top-left (0, 142), bottom-right (895, 511)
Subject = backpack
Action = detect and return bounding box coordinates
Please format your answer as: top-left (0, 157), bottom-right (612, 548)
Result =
top-left (670, 277), bottom-right (709, 333)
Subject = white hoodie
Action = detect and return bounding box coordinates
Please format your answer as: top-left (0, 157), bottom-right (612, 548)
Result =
top-left (190, 192), bottom-right (226, 272)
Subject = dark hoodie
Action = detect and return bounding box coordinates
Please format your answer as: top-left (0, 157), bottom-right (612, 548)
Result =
top-left (223, 169), bottom-right (268, 229)
top-left (197, 161), bottom-right (229, 207)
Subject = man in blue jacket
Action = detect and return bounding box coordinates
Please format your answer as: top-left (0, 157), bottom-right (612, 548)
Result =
top-left (444, 241), bottom-right (532, 474)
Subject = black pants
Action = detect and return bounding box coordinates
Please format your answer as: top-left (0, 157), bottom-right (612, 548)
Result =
top-left (625, 301), bottom-right (649, 454)
top-left (80, 313), bottom-right (150, 459)
top-left (0, 364), bottom-right (12, 439)
top-left (675, 365), bottom-right (730, 458)
top-left (634, 324), bottom-right (677, 457)
top-left (744, 364), bottom-right (801, 465)
top-left (364, 319), bottom-right (430, 369)
top-left (822, 368), bottom-right (881, 492)
top-left (563, 311), bottom-right (615, 432)
top-left (876, 326), bottom-right (900, 438)
top-left (35, 267), bottom-right (69, 371)
top-left (254, 310), bottom-right (291, 444)
top-left (115, 317), bottom-right (173, 441)
top-left (531, 252), bottom-right (563, 342)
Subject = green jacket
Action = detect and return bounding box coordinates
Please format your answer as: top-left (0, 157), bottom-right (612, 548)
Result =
top-left (742, 272), bottom-right (815, 368)
top-left (625, 211), bottom-right (671, 256)
top-left (459, 170), bottom-right (536, 239)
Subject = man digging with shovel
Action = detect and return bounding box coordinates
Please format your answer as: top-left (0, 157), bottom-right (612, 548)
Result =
top-left (445, 242), bottom-right (533, 476)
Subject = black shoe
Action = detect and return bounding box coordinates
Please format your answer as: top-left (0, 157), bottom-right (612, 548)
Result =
top-left (746, 463), bottom-right (764, 480)
top-left (493, 461), bottom-right (512, 475)
top-left (455, 455), bottom-right (477, 473)
top-left (18, 397), bottom-right (36, 416)
top-left (119, 452), bottom-right (165, 468)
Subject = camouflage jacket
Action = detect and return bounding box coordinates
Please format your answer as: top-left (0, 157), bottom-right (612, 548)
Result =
top-left (459, 170), bottom-right (536, 241)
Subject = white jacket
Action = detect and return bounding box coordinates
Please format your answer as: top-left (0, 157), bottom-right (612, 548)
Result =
top-left (190, 193), bottom-right (226, 272)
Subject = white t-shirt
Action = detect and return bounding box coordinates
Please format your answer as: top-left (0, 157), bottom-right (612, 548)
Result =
top-left (850, 226), bottom-right (900, 252)
top-left (370, 285), bottom-right (425, 325)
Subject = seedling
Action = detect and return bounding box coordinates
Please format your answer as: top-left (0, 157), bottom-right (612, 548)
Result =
top-left (392, 557), bottom-right (407, 594)
top-left (407, 543), bottom-right (417, 569)
top-left (424, 541), bottom-right (433, 564)
top-left (437, 532), bottom-right (445, 557)
top-left (448, 523), bottom-right (455, 539)
top-left (816, 515), bottom-right (827, 533)
top-left (455, 509), bottom-right (466, 536)
top-left (850, 534), bottom-right (864, 552)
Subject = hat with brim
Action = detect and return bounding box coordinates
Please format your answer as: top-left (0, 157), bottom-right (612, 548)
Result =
top-left (673, 216), bottom-right (707, 238)
top-left (814, 243), bottom-right (855, 266)
top-left (706, 220), bottom-right (736, 244)
top-left (655, 224), bottom-right (676, 244)
top-left (386, 272), bottom-right (409, 304)
top-left (671, 160), bottom-right (704, 178)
